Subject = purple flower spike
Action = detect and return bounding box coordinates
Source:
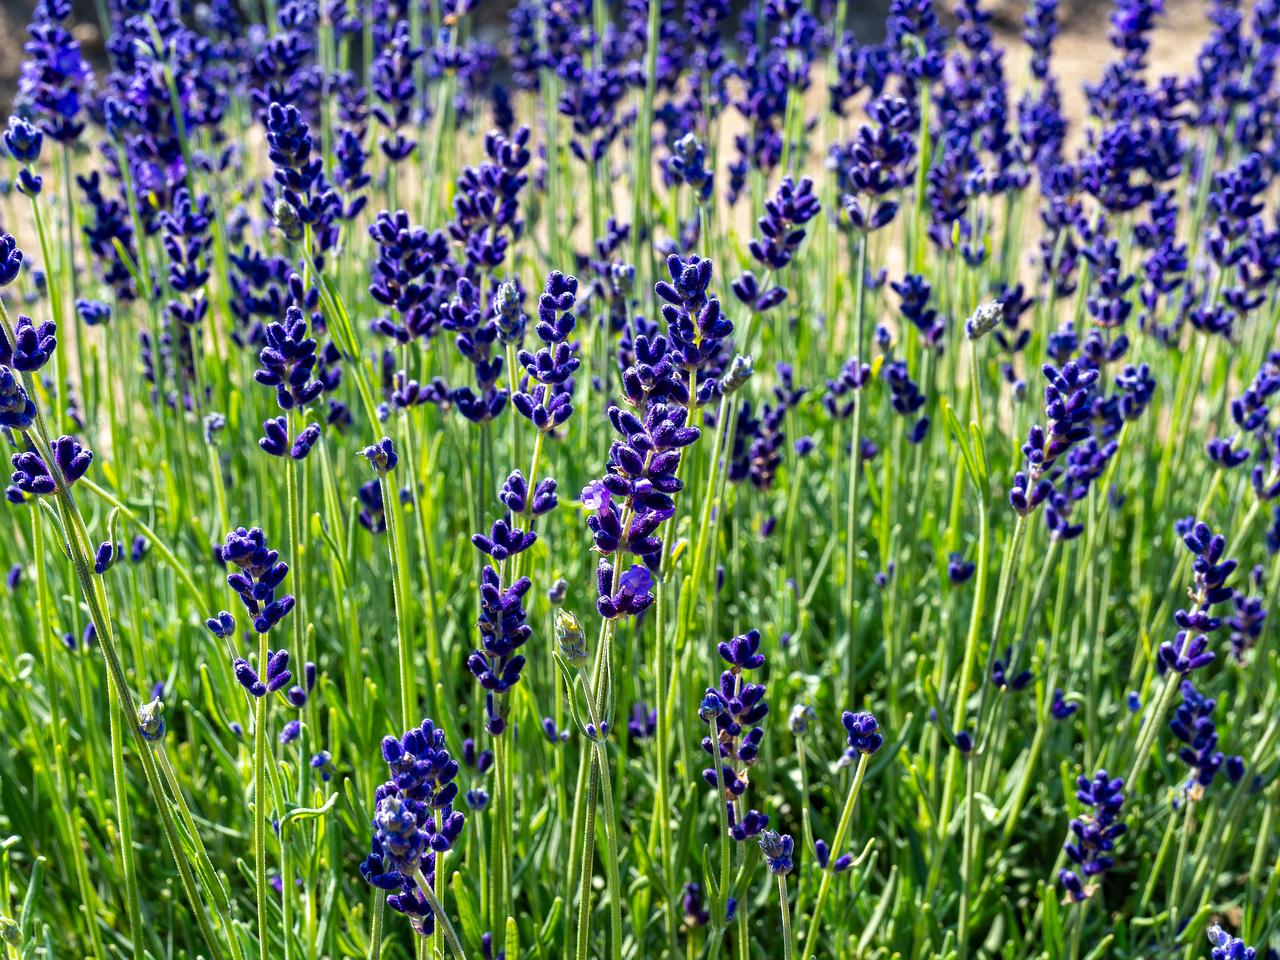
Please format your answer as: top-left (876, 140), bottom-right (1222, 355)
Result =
top-left (6, 315), bottom-right (57, 371)
top-left (234, 658), bottom-right (268, 698)
top-left (1058, 770), bottom-right (1126, 902)
top-left (717, 629), bottom-right (765, 673)
top-left (50, 435), bottom-right (91, 484)
top-left (362, 437), bottom-right (398, 474)
top-left (10, 450), bottom-right (55, 495)
top-left (842, 711), bottom-right (883, 755)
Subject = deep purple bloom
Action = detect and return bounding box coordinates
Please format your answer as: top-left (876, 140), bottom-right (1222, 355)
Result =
top-left (842, 710), bottom-right (883, 756)
top-left (946, 552), bottom-right (975, 584)
top-left (1058, 770), bottom-right (1126, 901)
top-left (221, 527), bottom-right (295, 633)
top-left (362, 437), bottom-right (399, 474)
top-left (1050, 688), bottom-right (1078, 721)
top-left (1169, 680), bottom-right (1226, 791)
top-left (758, 830), bottom-right (794, 875)
top-left (718, 628), bottom-right (765, 673)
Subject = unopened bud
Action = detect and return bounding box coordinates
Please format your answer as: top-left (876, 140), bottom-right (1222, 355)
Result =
top-left (555, 608), bottom-right (588, 668)
top-left (721, 354), bottom-right (754, 394)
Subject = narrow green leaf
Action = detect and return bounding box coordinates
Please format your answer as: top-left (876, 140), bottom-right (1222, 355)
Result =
top-left (451, 871), bottom-right (483, 949)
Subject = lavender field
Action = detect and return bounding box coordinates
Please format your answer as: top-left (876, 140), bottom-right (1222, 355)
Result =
top-left (0, 0), bottom-right (1276, 959)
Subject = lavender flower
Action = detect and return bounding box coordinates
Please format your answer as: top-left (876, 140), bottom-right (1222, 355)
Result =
top-left (513, 271), bottom-right (579, 434)
top-left (1058, 770), bottom-right (1126, 902)
top-left (1050, 688), bottom-right (1078, 721)
top-left (842, 711), bottom-right (883, 758)
top-left (758, 830), bottom-right (794, 875)
top-left (1207, 926), bottom-right (1256, 960)
top-left (1169, 681), bottom-right (1226, 793)
top-left (362, 438), bottom-right (399, 475)
top-left (234, 648), bottom-right (292, 698)
top-left (220, 527), bottom-right (295, 634)
top-left (370, 21), bottom-right (423, 162)
top-left (2, 315), bottom-right (56, 371)
top-left (1227, 591), bottom-right (1267, 663)
top-left (18, 0), bottom-right (93, 144)
top-left (991, 647), bottom-right (1033, 691)
top-left (628, 703), bottom-right (657, 741)
top-left (467, 548), bottom-right (533, 734)
top-left (256, 306), bottom-right (324, 411)
top-left (360, 719), bottom-right (465, 938)
top-left (700, 628), bottom-right (772, 839)
top-left (1158, 522), bottom-right (1234, 675)
top-left (657, 253), bottom-right (732, 398)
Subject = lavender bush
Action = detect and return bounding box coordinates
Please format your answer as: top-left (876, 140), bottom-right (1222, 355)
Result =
top-left (0, 0), bottom-right (1277, 959)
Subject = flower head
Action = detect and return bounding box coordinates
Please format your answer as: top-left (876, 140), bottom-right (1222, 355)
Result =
top-left (220, 527), bottom-right (294, 633)
top-left (1207, 926), bottom-right (1256, 960)
top-left (1058, 770), bottom-right (1126, 902)
top-left (842, 710), bottom-right (883, 756)
top-left (138, 699), bottom-right (166, 741)
top-left (758, 830), bottom-right (794, 875)
top-left (362, 437), bottom-right (399, 474)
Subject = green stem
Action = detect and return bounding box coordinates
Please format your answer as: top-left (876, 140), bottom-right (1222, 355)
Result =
top-left (1165, 797), bottom-right (1194, 946)
top-left (412, 869), bottom-right (469, 960)
top-left (799, 751), bottom-right (869, 960)
top-left (592, 741), bottom-right (624, 960)
top-left (844, 391), bottom-right (863, 694)
top-left (777, 874), bottom-right (793, 960)
top-left (368, 890), bottom-right (386, 960)
top-left (1125, 673), bottom-right (1180, 789)
top-left (255, 639), bottom-right (270, 960)
top-left (381, 469), bottom-right (414, 730)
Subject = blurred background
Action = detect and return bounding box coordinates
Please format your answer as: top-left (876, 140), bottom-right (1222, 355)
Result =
top-left (0, 0), bottom-right (1221, 118)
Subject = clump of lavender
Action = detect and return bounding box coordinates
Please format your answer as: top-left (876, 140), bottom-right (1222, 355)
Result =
top-left (828, 95), bottom-right (912, 233)
top-left (448, 127), bottom-right (532, 270)
top-left (657, 253), bottom-right (733, 403)
top-left (1058, 770), bottom-right (1126, 902)
top-left (445, 276), bottom-right (509, 425)
top-left (893, 274), bottom-right (945, 350)
top-left (367, 210), bottom-right (452, 343)
top-left (369, 21), bottom-right (423, 163)
top-left (881, 358), bottom-right (929, 444)
top-left (1010, 361), bottom-right (1099, 520)
top-left (18, 0), bottom-right (93, 144)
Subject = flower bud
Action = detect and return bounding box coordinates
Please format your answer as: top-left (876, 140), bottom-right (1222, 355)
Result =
top-left (138, 699), bottom-right (166, 741)
top-left (721, 354), bottom-right (755, 394)
top-left (555, 608), bottom-right (588, 668)
top-left (788, 702), bottom-right (817, 735)
top-left (965, 300), bottom-right (1004, 341)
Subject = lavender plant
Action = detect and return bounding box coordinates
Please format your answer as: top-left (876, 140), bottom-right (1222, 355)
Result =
top-left (0, 2), bottom-right (1278, 960)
